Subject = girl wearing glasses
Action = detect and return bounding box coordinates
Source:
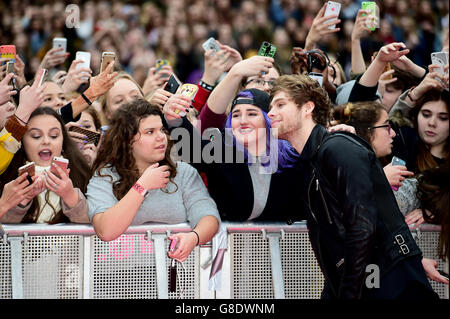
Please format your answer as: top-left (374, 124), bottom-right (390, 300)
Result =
top-left (332, 101), bottom-right (414, 189)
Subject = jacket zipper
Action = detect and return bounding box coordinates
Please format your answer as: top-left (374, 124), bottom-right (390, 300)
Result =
top-left (307, 171), bottom-right (318, 223)
top-left (316, 179), bottom-right (333, 225)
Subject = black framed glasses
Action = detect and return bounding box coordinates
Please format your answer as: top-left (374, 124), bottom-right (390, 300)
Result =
top-left (246, 78), bottom-right (276, 87)
top-left (368, 123), bottom-right (391, 135)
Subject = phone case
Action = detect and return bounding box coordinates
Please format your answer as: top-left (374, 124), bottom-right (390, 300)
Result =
top-left (431, 52), bottom-right (449, 76)
top-left (50, 157), bottom-right (69, 177)
top-left (69, 126), bottom-right (101, 146)
top-left (164, 75), bottom-right (181, 94)
top-left (0, 45), bottom-right (16, 61)
top-left (176, 84), bottom-right (198, 116)
top-left (258, 41), bottom-right (277, 58)
top-left (155, 59), bottom-right (169, 71)
top-left (324, 1), bottom-right (341, 30)
top-left (52, 38), bottom-right (67, 53)
top-left (391, 156), bottom-right (406, 166)
top-left (202, 37), bottom-right (220, 54)
top-left (361, 2), bottom-right (378, 31)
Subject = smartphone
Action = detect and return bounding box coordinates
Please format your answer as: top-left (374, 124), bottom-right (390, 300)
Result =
top-left (258, 41), bottom-right (277, 58)
top-left (176, 83), bottom-right (198, 116)
top-left (323, 1), bottom-right (341, 30)
top-left (100, 52), bottom-right (116, 73)
top-left (202, 37), bottom-right (220, 55)
top-left (309, 72), bottom-right (324, 86)
top-left (169, 237), bottom-right (179, 252)
top-left (18, 162), bottom-right (35, 184)
top-left (37, 69), bottom-right (48, 88)
top-left (361, 2), bottom-right (379, 31)
top-left (0, 45), bottom-right (16, 62)
top-left (155, 59), bottom-right (169, 72)
top-left (68, 126), bottom-right (101, 146)
top-left (52, 38), bottom-right (67, 54)
top-left (50, 156), bottom-right (69, 177)
top-left (391, 156), bottom-right (406, 167)
top-left (391, 156), bottom-right (406, 191)
top-left (431, 51), bottom-right (449, 75)
top-left (164, 74), bottom-right (181, 94)
top-left (75, 51), bottom-right (91, 82)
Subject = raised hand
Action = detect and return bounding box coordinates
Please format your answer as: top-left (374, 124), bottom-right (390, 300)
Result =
top-left (61, 60), bottom-right (92, 94)
top-left (305, 2), bottom-right (341, 50)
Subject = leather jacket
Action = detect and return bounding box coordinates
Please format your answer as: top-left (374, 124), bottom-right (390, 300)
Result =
top-left (296, 125), bottom-right (422, 299)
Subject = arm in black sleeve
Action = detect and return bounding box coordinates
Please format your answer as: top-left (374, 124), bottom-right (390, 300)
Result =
top-left (319, 137), bottom-right (378, 299)
top-left (58, 102), bottom-right (82, 124)
top-left (347, 74), bottom-right (380, 103)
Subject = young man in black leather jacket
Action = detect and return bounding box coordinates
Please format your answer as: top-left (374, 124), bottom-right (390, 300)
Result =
top-left (268, 74), bottom-right (438, 299)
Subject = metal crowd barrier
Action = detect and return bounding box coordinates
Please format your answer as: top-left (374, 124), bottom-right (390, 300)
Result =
top-left (0, 222), bottom-right (447, 299)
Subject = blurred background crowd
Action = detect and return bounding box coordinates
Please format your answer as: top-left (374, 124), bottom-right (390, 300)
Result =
top-left (1, 0), bottom-right (448, 85)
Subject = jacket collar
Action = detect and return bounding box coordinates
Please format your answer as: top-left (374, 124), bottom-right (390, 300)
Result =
top-left (298, 124), bottom-right (329, 162)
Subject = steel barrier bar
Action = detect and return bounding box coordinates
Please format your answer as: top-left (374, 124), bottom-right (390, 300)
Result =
top-left (7, 235), bottom-right (26, 299)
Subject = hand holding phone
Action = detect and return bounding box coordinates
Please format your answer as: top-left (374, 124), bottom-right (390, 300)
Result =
top-left (431, 51), bottom-right (449, 90)
top-left (100, 52), bottom-right (116, 74)
top-left (52, 38), bottom-right (67, 54)
top-left (164, 74), bottom-right (181, 94)
top-left (202, 37), bottom-right (221, 55)
top-left (0, 45), bottom-right (16, 62)
top-left (18, 162), bottom-right (35, 185)
top-left (361, 2), bottom-right (379, 31)
top-left (390, 156), bottom-right (407, 191)
top-left (323, 1), bottom-right (341, 30)
top-left (175, 84), bottom-right (198, 116)
top-left (50, 157), bottom-right (69, 178)
top-left (68, 126), bottom-right (101, 146)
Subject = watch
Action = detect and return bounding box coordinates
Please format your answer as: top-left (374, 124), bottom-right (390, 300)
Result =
top-left (133, 182), bottom-right (149, 198)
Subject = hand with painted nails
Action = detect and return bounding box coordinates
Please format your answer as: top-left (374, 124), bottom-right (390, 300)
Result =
top-left (163, 94), bottom-right (191, 121)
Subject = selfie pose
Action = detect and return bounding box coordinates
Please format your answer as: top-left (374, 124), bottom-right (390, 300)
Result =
top-left (268, 74), bottom-right (437, 299)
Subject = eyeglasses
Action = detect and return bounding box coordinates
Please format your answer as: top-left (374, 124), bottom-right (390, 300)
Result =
top-left (246, 78), bottom-right (276, 87)
top-left (368, 123), bottom-right (391, 135)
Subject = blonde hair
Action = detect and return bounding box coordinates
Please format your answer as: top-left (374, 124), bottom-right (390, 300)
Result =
top-left (97, 72), bottom-right (144, 123)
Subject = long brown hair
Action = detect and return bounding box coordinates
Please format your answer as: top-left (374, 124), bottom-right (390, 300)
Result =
top-left (0, 107), bottom-right (91, 223)
top-left (417, 162), bottom-right (449, 260)
top-left (92, 99), bottom-right (177, 200)
top-left (410, 89), bottom-right (449, 172)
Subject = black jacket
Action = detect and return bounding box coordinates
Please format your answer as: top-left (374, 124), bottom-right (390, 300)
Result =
top-left (163, 116), bottom-right (304, 223)
top-left (295, 125), bottom-right (423, 299)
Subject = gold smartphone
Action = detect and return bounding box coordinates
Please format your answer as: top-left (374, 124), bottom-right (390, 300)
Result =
top-left (100, 52), bottom-right (116, 73)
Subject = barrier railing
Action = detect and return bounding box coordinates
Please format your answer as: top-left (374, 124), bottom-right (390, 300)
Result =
top-left (0, 222), bottom-right (447, 299)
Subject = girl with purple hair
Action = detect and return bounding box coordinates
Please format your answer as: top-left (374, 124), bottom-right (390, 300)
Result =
top-left (162, 88), bottom-right (302, 223)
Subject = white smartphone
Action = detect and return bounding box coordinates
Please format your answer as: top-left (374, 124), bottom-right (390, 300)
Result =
top-left (52, 37), bottom-right (67, 54)
top-left (323, 1), bottom-right (341, 30)
top-left (309, 72), bottom-right (324, 86)
top-left (202, 37), bottom-right (220, 55)
top-left (75, 51), bottom-right (91, 81)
